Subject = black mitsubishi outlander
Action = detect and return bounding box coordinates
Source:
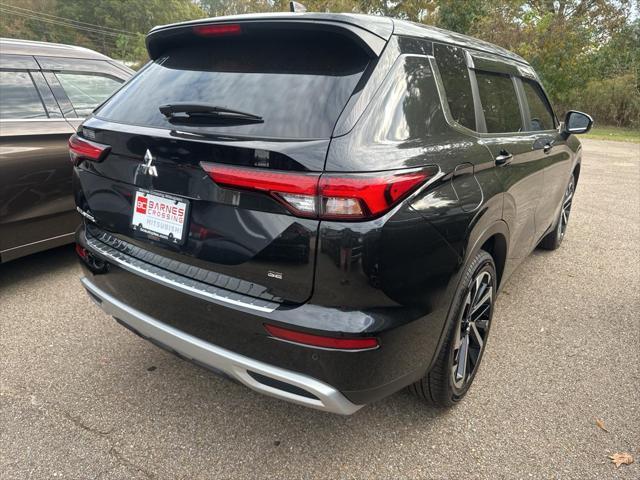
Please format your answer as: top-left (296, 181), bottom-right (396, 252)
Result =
top-left (73, 13), bottom-right (593, 414)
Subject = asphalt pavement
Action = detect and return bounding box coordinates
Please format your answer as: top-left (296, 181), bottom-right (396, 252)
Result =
top-left (1, 138), bottom-right (638, 479)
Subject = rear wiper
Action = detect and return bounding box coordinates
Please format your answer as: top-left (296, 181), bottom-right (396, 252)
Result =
top-left (159, 103), bottom-right (263, 123)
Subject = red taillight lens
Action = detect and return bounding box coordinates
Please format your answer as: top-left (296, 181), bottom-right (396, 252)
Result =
top-left (201, 163), bottom-right (320, 217)
top-left (193, 23), bottom-right (242, 37)
top-left (205, 164), bottom-right (318, 195)
top-left (200, 163), bottom-right (436, 221)
top-left (319, 170), bottom-right (434, 219)
top-left (264, 324), bottom-right (379, 350)
top-left (68, 134), bottom-right (110, 165)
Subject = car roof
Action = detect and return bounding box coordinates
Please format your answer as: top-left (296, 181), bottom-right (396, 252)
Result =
top-left (149, 12), bottom-right (529, 66)
top-left (392, 20), bottom-right (528, 65)
top-left (0, 37), bottom-right (112, 60)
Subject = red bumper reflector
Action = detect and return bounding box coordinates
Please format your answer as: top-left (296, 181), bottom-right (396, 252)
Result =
top-left (193, 23), bottom-right (242, 37)
top-left (264, 324), bottom-right (379, 350)
top-left (68, 134), bottom-right (110, 165)
top-left (75, 244), bottom-right (87, 259)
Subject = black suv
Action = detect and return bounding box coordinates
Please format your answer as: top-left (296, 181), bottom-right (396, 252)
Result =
top-left (73, 14), bottom-right (592, 414)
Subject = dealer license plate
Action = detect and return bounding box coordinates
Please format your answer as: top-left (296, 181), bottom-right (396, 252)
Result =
top-left (131, 191), bottom-right (188, 244)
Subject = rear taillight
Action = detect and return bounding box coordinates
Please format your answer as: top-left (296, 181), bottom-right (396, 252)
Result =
top-left (200, 163), bottom-right (436, 221)
top-left (206, 164), bottom-right (319, 217)
top-left (193, 23), bottom-right (242, 37)
top-left (68, 134), bottom-right (110, 165)
top-left (264, 324), bottom-right (379, 350)
top-left (319, 170), bottom-right (435, 219)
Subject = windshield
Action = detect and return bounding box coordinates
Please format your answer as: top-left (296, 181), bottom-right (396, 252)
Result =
top-left (96, 31), bottom-right (370, 139)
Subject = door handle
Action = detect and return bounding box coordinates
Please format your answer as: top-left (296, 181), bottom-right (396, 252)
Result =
top-left (495, 151), bottom-right (513, 166)
top-left (543, 143), bottom-right (553, 153)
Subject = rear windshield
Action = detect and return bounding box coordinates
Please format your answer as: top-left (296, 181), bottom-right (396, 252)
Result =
top-left (96, 30), bottom-right (370, 139)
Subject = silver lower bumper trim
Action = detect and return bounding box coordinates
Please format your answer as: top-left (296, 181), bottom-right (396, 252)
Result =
top-left (81, 277), bottom-right (362, 415)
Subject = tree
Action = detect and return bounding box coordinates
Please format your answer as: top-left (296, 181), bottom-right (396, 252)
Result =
top-left (469, 0), bottom-right (634, 108)
top-left (436, 0), bottom-right (487, 34)
top-left (1, 0), bottom-right (637, 124)
top-left (199, 0), bottom-right (275, 16)
top-left (0, 0), bottom-right (206, 63)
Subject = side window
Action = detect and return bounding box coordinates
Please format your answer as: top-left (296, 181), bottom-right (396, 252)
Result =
top-left (0, 71), bottom-right (48, 119)
top-left (366, 56), bottom-right (446, 142)
top-left (434, 44), bottom-right (476, 130)
top-left (521, 79), bottom-right (555, 131)
top-left (475, 71), bottom-right (522, 133)
top-left (55, 73), bottom-right (122, 117)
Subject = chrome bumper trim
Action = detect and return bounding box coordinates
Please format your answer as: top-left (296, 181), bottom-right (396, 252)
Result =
top-left (76, 206), bottom-right (96, 223)
top-left (85, 235), bottom-right (278, 313)
top-left (81, 277), bottom-right (362, 415)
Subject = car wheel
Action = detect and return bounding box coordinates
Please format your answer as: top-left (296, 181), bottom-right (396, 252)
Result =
top-left (539, 173), bottom-right (575, 250)
top-left (410, 249), bottom-right (496, 407)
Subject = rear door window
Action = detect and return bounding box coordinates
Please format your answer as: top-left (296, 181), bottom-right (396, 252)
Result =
top-left (521, 79), bottom-right (555, 131)
top-left (56, 73), bottom-right (123, 117)
top-left (96, 31), bottom-right (370, 139)
top-left (0, 71), bottom-right (47, 119)
top-left (434, 44), bottom-right (476, 130)
top-left (476, 71), bottom-right (523, 133)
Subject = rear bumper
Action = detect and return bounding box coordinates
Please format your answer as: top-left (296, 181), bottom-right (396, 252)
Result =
top-left (77, 222), bottom-right (450, 409)
top-left (82, 277), bottom-right (362, 415)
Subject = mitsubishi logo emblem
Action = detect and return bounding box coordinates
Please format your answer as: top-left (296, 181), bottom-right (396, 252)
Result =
top-left (141, 149), bottom-right (158, 177)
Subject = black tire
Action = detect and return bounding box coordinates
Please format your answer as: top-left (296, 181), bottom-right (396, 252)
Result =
top-left (410, 249), bottom-right (496, 407)
top-left (539, 173), bottom-right (575, 250)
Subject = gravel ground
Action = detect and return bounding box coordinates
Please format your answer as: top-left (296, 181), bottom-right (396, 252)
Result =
top-left (1, 138), bottom-right (638, 479)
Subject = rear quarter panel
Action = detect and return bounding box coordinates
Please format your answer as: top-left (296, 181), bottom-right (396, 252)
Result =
top-left (313, 42), bottom-right (504, 378)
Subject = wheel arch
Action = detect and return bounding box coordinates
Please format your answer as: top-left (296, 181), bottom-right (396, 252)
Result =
top-left (425, 218), bottom-right (510, 374)
top-left (465, 220), bottom-right (510, 290)
top-left (572, 161), bottom-right (581, 186)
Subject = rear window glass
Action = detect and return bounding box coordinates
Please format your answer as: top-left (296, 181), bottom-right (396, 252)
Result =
top-left (96, 31), bottom-right (370, 139)
top-left (476, 71), bottom-right (523, 133)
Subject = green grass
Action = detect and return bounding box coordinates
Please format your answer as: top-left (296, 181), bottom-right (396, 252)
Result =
top-left (584, 125), bottom-right (640, 143)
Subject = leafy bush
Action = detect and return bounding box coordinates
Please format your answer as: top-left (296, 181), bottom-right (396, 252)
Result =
top-left (566, 74), bottom-right (640, 128)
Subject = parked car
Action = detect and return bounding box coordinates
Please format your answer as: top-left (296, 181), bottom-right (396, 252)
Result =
top-left (73, 14), bottom-right (592, 414)
top-left (0, 38), bottom-right (132, 262)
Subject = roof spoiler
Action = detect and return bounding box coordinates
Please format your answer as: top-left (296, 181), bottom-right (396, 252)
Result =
top-left (146, 15), bottom-right (392, 60)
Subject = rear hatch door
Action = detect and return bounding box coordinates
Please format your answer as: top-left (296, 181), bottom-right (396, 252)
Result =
top-left (75, 21), bottom-right (380, 304)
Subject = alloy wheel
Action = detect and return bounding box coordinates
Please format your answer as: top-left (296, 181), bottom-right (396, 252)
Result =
top-left (451, 269), bottom-right (493, 390)
top-left (558, 175), bottom-right (575, 239)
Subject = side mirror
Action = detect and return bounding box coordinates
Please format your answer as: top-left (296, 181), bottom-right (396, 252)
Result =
top-left (563, 111), bottom-right (593, 135)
